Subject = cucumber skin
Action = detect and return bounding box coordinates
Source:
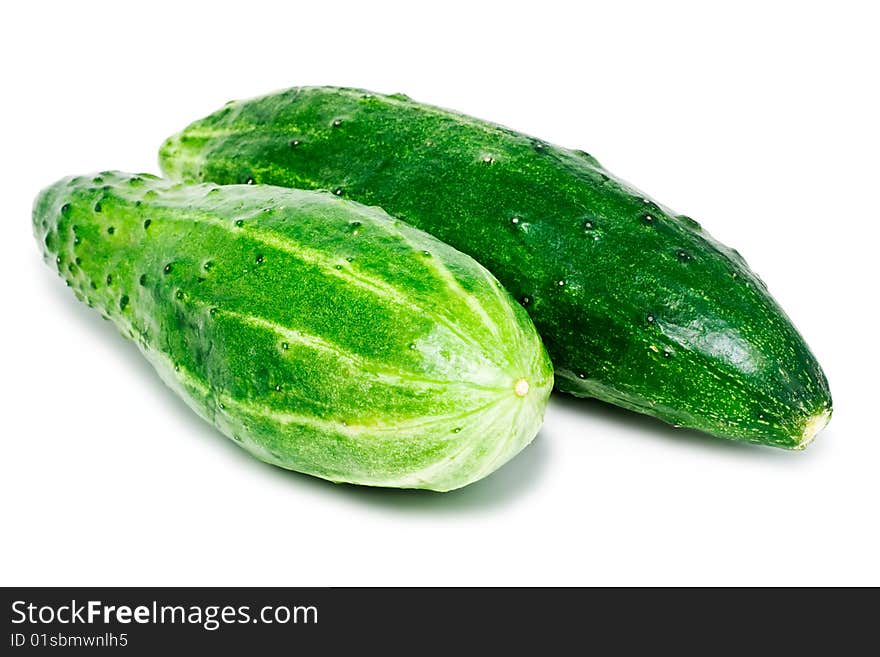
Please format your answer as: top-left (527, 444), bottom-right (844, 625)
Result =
top-left (33, 172), bottom-right (553, 491)
top-left (161, 87), bottom-right (832, 448)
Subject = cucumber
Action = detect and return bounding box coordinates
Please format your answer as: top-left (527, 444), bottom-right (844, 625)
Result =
top-left (33, 172), bottom-right (553, 491)
top-left (160, 86), bottom-right (832, 448)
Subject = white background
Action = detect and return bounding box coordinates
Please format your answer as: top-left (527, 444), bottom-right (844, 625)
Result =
top-left (2, 1), bottom-right (877, 586)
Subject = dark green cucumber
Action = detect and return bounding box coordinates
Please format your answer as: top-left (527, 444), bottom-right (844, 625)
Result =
top-left (160, 86), bottom-right (832, 448)
top-left (33, 172), bottom-right (552, 491)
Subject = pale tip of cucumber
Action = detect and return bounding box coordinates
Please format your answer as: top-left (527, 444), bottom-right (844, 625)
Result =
top-left (514, 378), bottom-right (530, 397)
top-left (796, 410), bottom-right (831, 449)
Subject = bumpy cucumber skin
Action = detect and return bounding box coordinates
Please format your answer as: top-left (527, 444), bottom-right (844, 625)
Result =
top-left (33, 172), bottom-right (553, 491)
top-left (160, 87), bottom-right (832, 448)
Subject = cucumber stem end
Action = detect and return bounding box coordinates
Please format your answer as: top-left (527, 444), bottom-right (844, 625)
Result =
top-left (796, 409), bottom-right (831, 449)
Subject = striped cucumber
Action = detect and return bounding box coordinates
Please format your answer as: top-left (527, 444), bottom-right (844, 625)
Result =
top-left (33, 172), bottom-right (553, 491)
top-left (160, 87), bottom-right (832, 448)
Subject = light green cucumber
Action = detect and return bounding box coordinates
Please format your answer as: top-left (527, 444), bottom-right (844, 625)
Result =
top-left (33, 172), bottom-right (552, 491)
